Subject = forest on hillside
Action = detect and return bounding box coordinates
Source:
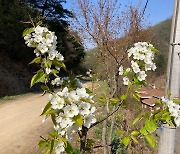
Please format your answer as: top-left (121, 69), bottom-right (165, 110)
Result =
top-left (0, 0), bottom-right (85, 97)
top-left (0, 0), bottom-right (172, 98)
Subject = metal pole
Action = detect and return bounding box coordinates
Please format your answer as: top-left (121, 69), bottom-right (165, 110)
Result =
top-left (159, 0), bottom-right (180, 153)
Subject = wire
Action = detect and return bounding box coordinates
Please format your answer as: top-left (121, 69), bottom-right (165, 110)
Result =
top-left (142, 0), bottom-right (149, 17)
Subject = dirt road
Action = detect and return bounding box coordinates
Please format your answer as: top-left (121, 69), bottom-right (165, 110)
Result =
top-left (0, 93), bottom-right (52, 154)
top-left (0, 83), bottom-right (179, 154)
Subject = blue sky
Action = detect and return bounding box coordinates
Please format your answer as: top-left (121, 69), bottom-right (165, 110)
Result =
top-left (63, 0), bottom-right (174, 26)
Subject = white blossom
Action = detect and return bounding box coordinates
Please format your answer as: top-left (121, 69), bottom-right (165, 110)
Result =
top-left (55, 141), bottom-right (65, 154)
top-left (138, 71), bottom-right (147, 81)
top-left (118, 65), bottom-right (123, 75)
top-left (76, 88), bottom-right (89, 98)
top-left (79, 102), bottom-right (91, 115)
top-left (64, 104), bottom-right (79, 118)
top-left (161, 97), bottom-right (180, 127)
top-left (84, 114), bottom-right (96, 128)
top-left (123, 76), bottom-right (129, 86)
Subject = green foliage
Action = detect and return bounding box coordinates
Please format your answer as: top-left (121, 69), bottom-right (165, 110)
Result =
top-left (22, 27), bottom-right (34, 37)
top-left (41, 102), bottom-right (52, 116)
top-left (72, 114), bottom-right (83, 127)
top-left (145, 135), bottom-right (156, 148)
top-left (29, 57), bottom-right (41, 64)
top-left (121, 137), bottom-right (130, 147)
top-left (30, 69), bottom-right (46, 87)
top-left (145, 120), bottom-right (157, 134)
top-left (132, 114), bottom-right (142, 126)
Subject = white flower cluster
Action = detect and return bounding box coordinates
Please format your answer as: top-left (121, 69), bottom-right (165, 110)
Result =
top-left (24, 26), bottom-right (64, 61)
top-left (48, 87), bottom-right (96, 153)
top-left (55, 141), bottom-right (65, 154)
top-left (119, 42), bottom-right (157, 85)
top-left (51, 77), bottom-right (63, 86)
top-left (161, 97), bottom-right (180, 127)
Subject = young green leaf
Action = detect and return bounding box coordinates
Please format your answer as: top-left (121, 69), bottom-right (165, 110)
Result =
top-left (41, 102), bottom-right (52, 116)
top-left (65, 141), bottom-right (73, 154)
top-left (22, 27), bottom-right (34, 37)
top-left (29, 57), bottom-right (41, 64)
top-left (39, 140), bottom-right (47, 148)
top-left (140, 127), bottom-right (148, 135)
top-left (72, 114), bottom-right (83, 127)
top-left (30, 69), bottom-right (46, 87)
top-left (98, 97), bottom-right (106, 104)
top-left (131, 131), bottom-right (139, 136)
top-left (110, 98), bottom-right (120, 103)
top-left (52, 59), bottom-right (67, 71)
top-left (51, 114), bottom-right (57, 126)
top-left (145, 135), bottom-right (156, 148)
top-left (85, 88), bottom-right (92, 94)
top-left (132, 93), bottom-right (141, 101)
top-left (132, 115), bottom-right (142, 126)
top-left (121, 137), bottom-right (130, 146)
top-left (50, 140), bottom-right (54, 154)
top-left (120, 94), bottom-right (127, 100)
top-left (41, 85), bottom-right (49, 91)
top-left (131, 136), bottom-right (139, 144)
top-left (145, 120), bottom-right (157, 134)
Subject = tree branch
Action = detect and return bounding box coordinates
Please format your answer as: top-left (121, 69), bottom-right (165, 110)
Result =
top-left (90, 100), bottom-right (124, 129)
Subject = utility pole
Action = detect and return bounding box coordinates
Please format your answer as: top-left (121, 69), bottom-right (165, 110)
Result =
top-left (158, 0), bottom-right (180, 153)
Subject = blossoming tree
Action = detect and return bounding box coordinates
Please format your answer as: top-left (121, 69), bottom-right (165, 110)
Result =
top-left (23, 23), bottom-right (180, 154)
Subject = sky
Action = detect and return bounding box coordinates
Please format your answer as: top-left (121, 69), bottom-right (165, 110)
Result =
top-left (63, 0), bottom-right (174, 26)
top-left (62, 0), bottom-right (174, 48)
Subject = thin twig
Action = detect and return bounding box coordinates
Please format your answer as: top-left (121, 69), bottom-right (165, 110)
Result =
top-left (40, 136), bottom-right (48, 142)
top-left (90, 100), bottom-right (124, 129)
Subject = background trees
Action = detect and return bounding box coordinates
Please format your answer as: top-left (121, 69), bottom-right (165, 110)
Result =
top-left (0, 0), bottom-right (85, 97)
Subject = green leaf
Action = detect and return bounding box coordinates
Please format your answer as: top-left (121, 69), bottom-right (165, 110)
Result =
top-left (52, 59), bottom-right (67, 71)
top-left (98, 97), bottom-right (106, 104)
top-left (155, 99), bottom-right (162, 105)
top-left (173, 99), bottom-right (180, 104)
top-left (150, 47), bottom-right (159, 53)
top-left (121, 137), bottom-right (130, 146)
top-left (39, 140), bottom-right (47, 148)
top-left (132, 115), bottom-right (142, 126)
top-left (65, 141), bottom-right (73, 154)
top-left (50, 140), bottom-right (54, 154)
top-left (110, 98), bottom-right (120, 102)
top-left (44, 143), bottom-right (51, 154)
top-left (131, 136), bottom-right (139, 144)
top-left (29, 57), bottom-right (41, 64)
top-left (85, 88), bottom-right (92, 94)
top-left (41, 85), bottom-right (49, 91)
top-left (154, 110), bottom-right (164, 120)
top-left (145, 135), bottom-right (156, 148)
top-left (132, 93), bottom-right (141, 101)
top-left (72, 114), bottom-right (83, 127)
top-left (133, 77), bottom-right (142, 85)
top-left (116, 130), bottom-right (125, 135)
top-left (50, 130), bottom-right (58, 138)
top-left (120, 94), bottom-right (127, 100)
top-left (41, 102), bottom-right (52, 116)
top-left (22, 27), bottom-right (34, 37)
top-left (131, 131), bottom-right (139, 136)
top-left (30, 69), bottom-right (46, 87)
top-left (140, 127), bottom-right (148, 135)
top-left (51, 69), bottom-right (59, 76)
top-left (43, 58), bottom-right (52, 68)
top-left (145, 120), bottom-right (157, 133)
top-left (51, 114), bottom-right (57, 125)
